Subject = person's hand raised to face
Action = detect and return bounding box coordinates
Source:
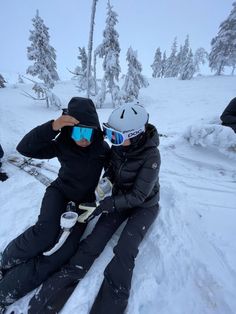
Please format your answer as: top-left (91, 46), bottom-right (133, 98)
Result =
top-left (52, 115), bottom-right (79, 131)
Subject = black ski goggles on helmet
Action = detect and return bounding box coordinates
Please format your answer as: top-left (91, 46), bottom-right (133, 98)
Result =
top-left (102, 123), bottom-right (145, 146)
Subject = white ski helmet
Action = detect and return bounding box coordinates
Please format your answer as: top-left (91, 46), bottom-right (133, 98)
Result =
top-left (107, 102), bottom-right (149, 133)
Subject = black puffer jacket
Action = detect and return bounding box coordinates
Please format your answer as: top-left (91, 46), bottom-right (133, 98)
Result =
top-left (220, 97), bottom-right (236, 133)
top-left (17, 97), bottom-right (110, 203)
top-left (105, 124), bottom-right (160, 210)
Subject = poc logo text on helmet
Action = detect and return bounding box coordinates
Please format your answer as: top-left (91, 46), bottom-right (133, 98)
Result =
top-left (127, 128), bottom-right (144, 138)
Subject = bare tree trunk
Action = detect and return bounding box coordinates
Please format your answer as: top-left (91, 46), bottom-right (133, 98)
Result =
top-left (217, 61), bottom-right (224, 75)
top-left (231, 64), bottom-right (235, 75)
top-left (93, 52), bottom-right (98, 95)
top-left (46, 95), bottom-right (49, 108)
top-left (87, 0), bottom-right (98, 99)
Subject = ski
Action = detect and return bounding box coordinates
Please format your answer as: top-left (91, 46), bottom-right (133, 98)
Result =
top-left (7, 155), bottom-right (58, 174)
top-left (8, 156), bottom-right (53, 187)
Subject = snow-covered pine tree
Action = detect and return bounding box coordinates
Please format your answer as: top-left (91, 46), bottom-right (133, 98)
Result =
top-left (0, 74), bottom-right (6, 88)
top-left (179, 48), bottom-right (195, 80)
top-left (161, 51), bottom-right (167, 78)
top-left (122, 47), bottom-right (149, 102)
top-left (175, 45), bottom-right (183, 77)
top-left (209, 2), bottom-right (236, 75)
top-left (75, 47), bottom-right (96, 93)
top-left (95, 1), bottom-right (121, 107)
top-left (27, 10), bottom-right (59, 98)
top-left (179, 35), bottom-right (191, 78)
top-left (78, 47), bottom-right (88, 75)
top-left (165, 37), bottom-right (179, 77)
top-left (194, 48), bottom-right (208, 73)
top-left (73, 47), bottom-right (87, 77)
top-left (73, 47), bottom-right (88, 91)
top-left (151, 48), bottom-right (162, 78)
top-left (96, 78), bottom-right (106, 108)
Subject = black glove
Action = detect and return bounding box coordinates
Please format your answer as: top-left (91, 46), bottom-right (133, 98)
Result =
top-left (78, 197), bottom-right (115, 223)
top-left (98, 196), bottom-right (115, 213)
top-left (0, 171), bottom-right (8, 182)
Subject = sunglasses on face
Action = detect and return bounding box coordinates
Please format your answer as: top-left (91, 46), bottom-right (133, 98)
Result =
top-left (102, 123), bottom-right (145, 146)
top-left (71, 125), bottom-right (95, 142)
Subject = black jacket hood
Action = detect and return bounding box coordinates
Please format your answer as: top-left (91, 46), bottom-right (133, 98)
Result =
top-left (145, 123), bottom-right (160, 147)
top-left (58, 97), bottom-right (103, 146)
top-left (67, 97), bottom-right (100, 129)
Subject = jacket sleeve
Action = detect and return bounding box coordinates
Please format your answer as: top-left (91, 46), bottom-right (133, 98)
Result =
top-left (220, 98), bottom-right (236, 124)
top-left (102, 144), bottom-right (116, 182)
top-left (113, 152), bottom-right (160, 211)
top-left (17, 120), bottom-right (60, 159)
top-left (103, 160), bottom-right (115, 183)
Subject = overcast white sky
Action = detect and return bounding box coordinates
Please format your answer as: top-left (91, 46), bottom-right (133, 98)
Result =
top-left (0, 0), bottom-right (234, 79)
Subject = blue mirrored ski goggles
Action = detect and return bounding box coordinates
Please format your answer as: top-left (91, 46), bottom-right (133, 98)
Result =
top-left (71, 125), bottom-right (94, 142)
top-left (102, 123), bottom-right (145, 146)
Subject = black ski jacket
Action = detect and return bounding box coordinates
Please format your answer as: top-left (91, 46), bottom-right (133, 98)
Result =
top-left (220, 97), bottom-right (236, 133)
top-left (17, 97), bottom-right (110, 203)
top-left (105, 124), bottom-right (160, 211)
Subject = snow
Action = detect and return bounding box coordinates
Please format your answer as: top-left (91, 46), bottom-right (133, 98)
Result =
top-left (184, 122), bottom-right (236, 160)
top-left (0, 75), bottom-right (236, 314)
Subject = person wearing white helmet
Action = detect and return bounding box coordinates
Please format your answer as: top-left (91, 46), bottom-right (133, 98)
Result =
top-left (28, 102), bottom-right (161, 314)
top-left (103, 102), bottom-right (149, 146)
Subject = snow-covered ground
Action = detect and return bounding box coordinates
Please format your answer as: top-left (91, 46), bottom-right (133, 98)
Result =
top-left (0, 75), bottom-right (236, 314)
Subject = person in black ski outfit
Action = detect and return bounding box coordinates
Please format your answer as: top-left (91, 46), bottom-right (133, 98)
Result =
top-left (220, 97), bottom-right (236, 133)
top-left (0, 97), bottom-right (109, 312)
top-left (28, 102), bottom-right (161, 314)
top-left (0, 144), bottom-right (8, 182)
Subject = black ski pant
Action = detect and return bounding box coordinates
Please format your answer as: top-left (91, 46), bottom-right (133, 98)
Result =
top-left (28, 204), bottom-right (159, 314)
top-left (0, 186), bottom-right (87, 307)
top-left (1, 186), bottom-right (69, 269)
